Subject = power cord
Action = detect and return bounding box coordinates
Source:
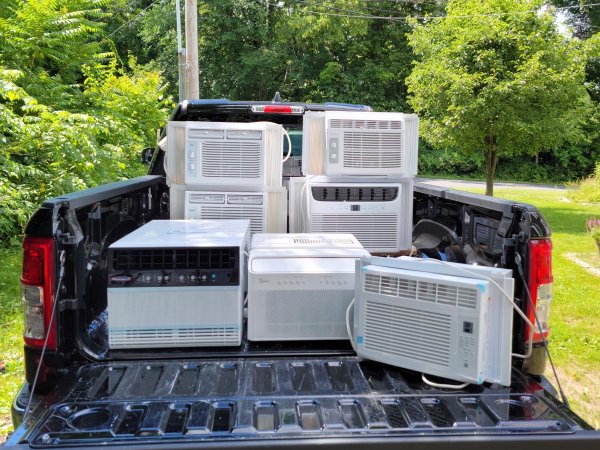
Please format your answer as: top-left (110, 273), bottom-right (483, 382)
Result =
top-left (515, 252), bottom-right (570, 408)
top-left (421, 374), bottom-right (469, 390)
top-left (23, 250), bottom-right (66, 424)
top-left (345, 298), bottom-right (357, 352)
top-left (282, 128), bottom-right (292, 163)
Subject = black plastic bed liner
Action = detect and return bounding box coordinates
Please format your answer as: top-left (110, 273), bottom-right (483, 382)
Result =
top-left (23, 357), bottom-right (590, 447)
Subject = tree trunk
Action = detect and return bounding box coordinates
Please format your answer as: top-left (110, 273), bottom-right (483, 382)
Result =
top-left (484, 136), bottom-right (498, 197)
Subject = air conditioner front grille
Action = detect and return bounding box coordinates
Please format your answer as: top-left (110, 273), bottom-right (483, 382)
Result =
top-left (311, 187), bottom-right (398, 202)
top-left (112, 248), bottom-right (237, 271)
top-left (330, 119), bottom-right (403, 130)
top-left (363, 300), bottom-right (452, 367)
top-left (109, 327), bottom-right (240, 348)
top-left (342, 132), bottom-right (403, 169)
top-left (200, 205), bottom-right (264, 235)
top-left (201, 141), bottom-right (262, 178)
top-left (363, 273), bottom-right (478, 310)
top-left (311, 214), bottom-right (399, 250)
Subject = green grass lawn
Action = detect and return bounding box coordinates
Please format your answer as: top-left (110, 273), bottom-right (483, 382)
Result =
top-left (0, 187), bottom-right (598, 441)
top-left (0, 248), bottom-right (24, 439)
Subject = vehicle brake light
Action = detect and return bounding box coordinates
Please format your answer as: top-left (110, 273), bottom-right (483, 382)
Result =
top-left (21, 237), bottom-right (56, 350)
top-left (526, 238), bottom-right (553, 344)
top-left (251, 105), bottom-right (304, 114)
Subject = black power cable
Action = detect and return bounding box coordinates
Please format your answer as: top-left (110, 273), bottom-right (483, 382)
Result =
top-left (515, 252), bottom-right (570, 408)
top-left (23, 250), bottom-right (66, 424)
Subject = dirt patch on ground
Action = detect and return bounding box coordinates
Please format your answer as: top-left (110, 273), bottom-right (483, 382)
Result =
top-left (553, 366), bottom-right (600, 429)
top-left (565, 253), bottom-right (600, 277)
top-left (0, 415), bottom-right (10, 444)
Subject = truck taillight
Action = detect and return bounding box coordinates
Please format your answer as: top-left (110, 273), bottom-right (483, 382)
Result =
top-left (21, 237), bottom-right (56, 350)
top-left (526, 238), bottom-right (553, 344)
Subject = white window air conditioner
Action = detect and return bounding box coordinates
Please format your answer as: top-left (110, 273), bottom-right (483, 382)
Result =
top-left (184, 189), bottom-right (287, 235)
top-left (166, 121), bottom-right (283, 188)
top-left (248, 233), bottom-right (370, 341)
top-left (302, 111), bottom-right (419, 178)
top-left (107, 220), bottom-right (250, 349)
top-left (354, 256), bottom-right (514, 386)
top-left (306, 181), bottom-right (413, 253)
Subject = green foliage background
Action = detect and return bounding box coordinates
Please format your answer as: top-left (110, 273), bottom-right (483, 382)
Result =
top-left (0, 0), bottom-right (599, 244)
top-left (0, 0), bottom-right (172, 245)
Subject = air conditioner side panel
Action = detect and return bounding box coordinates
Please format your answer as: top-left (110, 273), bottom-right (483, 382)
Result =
top-left (302, 112), bottom-right (325, 176)
top-left (166, 122), bottom-right (187, 186)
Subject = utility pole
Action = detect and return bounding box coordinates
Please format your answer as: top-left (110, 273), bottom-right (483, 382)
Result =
top-left (175, 0), bottom-right (186, 102)
top-left (184, 0), bottom-right (200, 100)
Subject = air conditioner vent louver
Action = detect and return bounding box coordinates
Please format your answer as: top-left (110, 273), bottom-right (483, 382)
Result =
top-left (311, 215), bottom-right (399, 250)
top-left (363, 273), bottom-right (478, 310)
top-left (185, 190), bottom-right (287, 236)
top-left (364, 301), bottom-right (452, 367)
top-left (227, 194), bottom-right (263, 205)
top-left (311, 187), bottom-right (398, 202)
top-left (110, 327), bottom-right (240, 348)
top-left (112, 248), bottom-right (237, 271)
top-left (292, 236), bottom-right (356, 245)
top-left (329, 119), bottom-right (403, 130)
top-left (201, 141), bottom-right (262, 178)
top-left (187, 193), bottom-right (225, 204)
top-left (343, 132), bottom-right (403, 169)
top-left (200, 205), bottom-right (264, 235)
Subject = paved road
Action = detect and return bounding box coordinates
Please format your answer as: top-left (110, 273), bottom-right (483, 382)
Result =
top-left (417, 178), bottom-right (566, 191)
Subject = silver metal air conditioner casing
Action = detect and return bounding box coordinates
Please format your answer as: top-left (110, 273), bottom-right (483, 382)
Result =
top-left (354, 256), bottom-right (514, 386)
top-left (248, 233), bottom-right (370, 341)
top-left (306, 180), bottom-right (413, 253)
top-left (107, 220), bottom-right (250, 349)
top-left (183, 189), bottom-right (287, 235)
top-left (302, 111), bottom-right (419, 178)
top-left (166, 121), bottom-right (283, 188)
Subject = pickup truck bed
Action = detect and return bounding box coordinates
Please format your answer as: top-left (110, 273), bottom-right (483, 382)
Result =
top-left (10, 357), bottom-right (597, 448)
top-left (7, 100), bottom-right (600, 449)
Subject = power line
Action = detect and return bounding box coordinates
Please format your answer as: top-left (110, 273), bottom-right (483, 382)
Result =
top-left (265, 0), bottom-right (600, 23)
top-left (107, 0), bottom-right (164, 38)
top-left (269, 0), bottom-right (411, 21)
top-left (289, 0), bottom-right (436, 16)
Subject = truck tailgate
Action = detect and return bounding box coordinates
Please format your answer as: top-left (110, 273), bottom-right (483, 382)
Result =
top-left (6, 358), bottom-right (599, 449)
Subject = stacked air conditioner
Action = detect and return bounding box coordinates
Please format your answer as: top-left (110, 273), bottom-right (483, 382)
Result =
top-left (298, 111), bottom-right (418, 253)
top-left (166, 121), bottom-right (287, 234)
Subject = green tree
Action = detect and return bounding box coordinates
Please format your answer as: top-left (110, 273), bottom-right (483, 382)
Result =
top-left (407, 0), bottom-right (592, 195)
top-left (138, 0), bottom-right (441, 108)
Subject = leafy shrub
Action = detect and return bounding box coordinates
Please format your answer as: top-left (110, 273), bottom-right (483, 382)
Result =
top-left (0, 65), bottom-right (171, 245)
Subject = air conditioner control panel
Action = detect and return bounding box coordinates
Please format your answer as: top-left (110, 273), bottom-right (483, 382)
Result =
top-left (108, 268), bottom-right (239, 288)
